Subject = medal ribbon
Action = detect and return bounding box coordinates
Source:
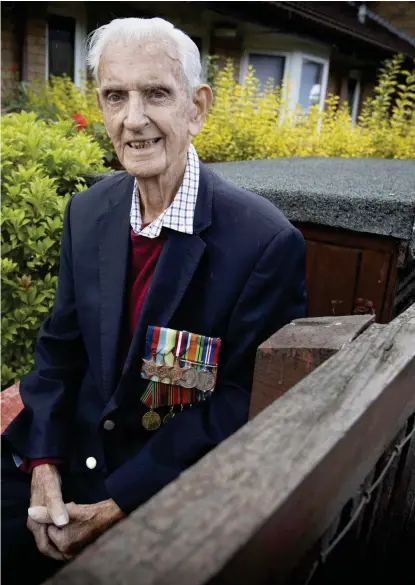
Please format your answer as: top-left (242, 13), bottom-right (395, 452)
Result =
top-left (141, 327), bottom-right (222, 409)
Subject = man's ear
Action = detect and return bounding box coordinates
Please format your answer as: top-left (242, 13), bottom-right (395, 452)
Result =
top-left (189, 85), bottom-right (213, 137)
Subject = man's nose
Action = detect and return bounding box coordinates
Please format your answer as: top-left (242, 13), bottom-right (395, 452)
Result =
top-left (124, 93), bottom-right (149, 131)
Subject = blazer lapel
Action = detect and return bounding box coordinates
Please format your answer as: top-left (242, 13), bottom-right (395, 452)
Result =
top-left (98, 173), bottom-right (134, 399)
top-left (102, 162), bottom-right (214, 414)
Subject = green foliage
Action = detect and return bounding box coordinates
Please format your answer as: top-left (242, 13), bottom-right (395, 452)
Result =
top-left (1, 111), bottom-right (106, 388)
top-left (5, 56), bottom-right (414, 164)
top-left (5, 75), bottom-right (117, 166)
top-left (194, 54), bottom-right (415, 160)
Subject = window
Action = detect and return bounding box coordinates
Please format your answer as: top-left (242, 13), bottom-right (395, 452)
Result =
top-left (247, 53), bottom-right (285, 90)
top-left (47, 15), bottom-right (76, 79)
top-left (299, 59), bottom-right (324, 112)
top-left (347, 71), bottom-right (361, 124)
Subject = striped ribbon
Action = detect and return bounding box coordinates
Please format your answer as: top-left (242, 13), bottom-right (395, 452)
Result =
top-left (141, 327), bottom-right (221, 408)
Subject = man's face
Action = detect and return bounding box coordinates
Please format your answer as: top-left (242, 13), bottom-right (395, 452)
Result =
top-left (97, 40), bottom-right (196, 178)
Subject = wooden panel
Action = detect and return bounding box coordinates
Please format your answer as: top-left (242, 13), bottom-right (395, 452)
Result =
top-left (48, 305), bottom-right (415, 585)
top-left (306, 241), bottom-right (360, 317)
top-left (296, 222), bottom-right (400, 255)
top-left (354, 249), bottom-right (392, 323)
top-left (249, 314), bottom-right (375, 419)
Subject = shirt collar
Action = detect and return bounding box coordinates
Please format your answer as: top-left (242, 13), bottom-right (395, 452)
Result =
top-left (130, 143), bottom-right (200, 239)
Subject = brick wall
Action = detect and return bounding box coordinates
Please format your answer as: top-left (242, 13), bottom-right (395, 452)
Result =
top-left (1, 15), bottom-right (20, 103)
top-left (370, 1), bottom-right (415, 39)
top-left (26, 19), bottom-right (47, 83)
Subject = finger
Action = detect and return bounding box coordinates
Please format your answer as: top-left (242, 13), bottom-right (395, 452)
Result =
top-left (30, 522), bottom-right (66, 561)
top-left (46, 492), bottom-right (69, 527)
top-left (29, 503), bottom-right (76, 524)
top-left (48, 524), bottom-right (73, 556)
top-left (28, 506), bottom-right (53, 524)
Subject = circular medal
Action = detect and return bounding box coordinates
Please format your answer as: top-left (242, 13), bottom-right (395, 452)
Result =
top-left (163, 411), bottom-right (176, 424)
top-left (142, 358), bottom-right (159, 378)
top-left (179, 367), bottom-right (198, 388)
top-left (196, 370), bottom-right (216, 392)
top-left (142, 410), bottom-right (161, 431)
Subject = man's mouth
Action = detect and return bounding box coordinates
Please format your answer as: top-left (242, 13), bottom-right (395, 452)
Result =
top-left (127, 138), bottom-right (162, 150)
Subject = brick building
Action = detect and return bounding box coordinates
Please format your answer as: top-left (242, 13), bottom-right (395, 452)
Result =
top-left (2, 1), bottom-right (415, 119)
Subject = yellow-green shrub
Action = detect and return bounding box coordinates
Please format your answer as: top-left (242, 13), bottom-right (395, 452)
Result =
top-left (13, 55), bottom-right (415, 162)
top-left (194, 54), bottom-right (415, 160)
top-left (1, 111), bottom-right (106, 388)
top-left (18, 75), bottom-right (116, 165)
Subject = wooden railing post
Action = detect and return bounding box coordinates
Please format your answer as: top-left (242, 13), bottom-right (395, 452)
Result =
top-left (250, 314), bottom-right (374, 419)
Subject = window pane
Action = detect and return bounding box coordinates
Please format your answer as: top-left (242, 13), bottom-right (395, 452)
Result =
top-left (299, 59), bottom-right (324, 112)
top-left (48, 15), bottom-right (75, 79)
top-left (248, 54), bottom-right (285, 90)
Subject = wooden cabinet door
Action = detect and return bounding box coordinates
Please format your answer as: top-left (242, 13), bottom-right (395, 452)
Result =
top-left (305, 241), bottom-right (360, 318)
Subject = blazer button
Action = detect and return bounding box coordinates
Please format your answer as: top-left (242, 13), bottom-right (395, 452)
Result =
top-left (86, 457), bottom-right (97, 470)
top-left (103, 419), bottom-right (115, 431)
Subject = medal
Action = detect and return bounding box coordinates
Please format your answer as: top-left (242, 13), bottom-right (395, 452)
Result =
top-left (196, 369), bottom-right (216, 392)
top-left (142, 410), bottom-right (161, 431)
top-left (179, 367), bottom-right (198, 388)
top-left (169, 362), bottom-right (185, 384)
top-left (142, 358), bottom-right (159, 378)
top-left (163, 406), bottom-right (176, 424)
top-left (158, 364), bottom-right (173, 382)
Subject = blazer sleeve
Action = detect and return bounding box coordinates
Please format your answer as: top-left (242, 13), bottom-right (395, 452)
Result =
top-left (106, 225), bottom-right (307, 513)
top-left (3, 195), bottom-right (87, 459)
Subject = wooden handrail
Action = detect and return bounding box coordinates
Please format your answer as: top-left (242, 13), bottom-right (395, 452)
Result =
top-left (48, 304), bottom-right (415, 585)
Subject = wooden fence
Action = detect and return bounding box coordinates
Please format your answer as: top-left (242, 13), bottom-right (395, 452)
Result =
top-left (48, 303), bottom-right (415, 585)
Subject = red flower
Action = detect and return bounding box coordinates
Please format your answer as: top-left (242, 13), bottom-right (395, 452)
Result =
top-left (72, 113), bottom-right (88, 131)
top-left (11, 64), bottom-right (18, 73)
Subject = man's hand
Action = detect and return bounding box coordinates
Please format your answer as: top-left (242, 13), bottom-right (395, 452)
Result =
top-left (28, 500), bottom-right (125, 557)
top-left (28, 464), bottom-right (69, 561)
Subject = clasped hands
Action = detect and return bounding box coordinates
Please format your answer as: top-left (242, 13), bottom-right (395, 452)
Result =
top-left (27, 464), bottom-right (124, 561)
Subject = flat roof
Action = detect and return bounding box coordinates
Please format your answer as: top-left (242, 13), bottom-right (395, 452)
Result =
top-left (208, 157), bottom-right (415, 249)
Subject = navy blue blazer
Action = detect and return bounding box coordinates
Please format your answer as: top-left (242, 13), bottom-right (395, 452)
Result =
top-left (5, 163), bottom-right (306, 513)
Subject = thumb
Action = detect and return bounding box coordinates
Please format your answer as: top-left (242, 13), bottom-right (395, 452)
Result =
top-left (47, 492), bottom-right (69, 527)
top-left (28, 503), bottom-right (73, 525)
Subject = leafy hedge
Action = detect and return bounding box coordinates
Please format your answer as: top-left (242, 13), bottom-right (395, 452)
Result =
top-left (193, 54), bottom-right (415, 160)
top-left (6, 54), bottom-right (415, 163)
top-left (1, 112), bottom-right (106, 388)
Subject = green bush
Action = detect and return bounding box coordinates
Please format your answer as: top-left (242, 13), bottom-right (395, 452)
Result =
top-left (7, 55), bottom-right (414, 163)
top-left (1, 111), bottom-right (106, 388)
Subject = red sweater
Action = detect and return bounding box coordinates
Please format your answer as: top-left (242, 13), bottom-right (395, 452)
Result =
top-left (23, 227), bottom-right (166, 473)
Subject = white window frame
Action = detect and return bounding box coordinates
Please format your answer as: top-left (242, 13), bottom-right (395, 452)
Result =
top-left (348, 70), bottom-right (361, 124)
top-left (239, 50), bottom-right (290, 89)
top-left (290, 52), bottom-right (329, 112)
top-left (240, 49), bottom-right (329, 113)
top-left (45, 3), bottom-right (87, 86)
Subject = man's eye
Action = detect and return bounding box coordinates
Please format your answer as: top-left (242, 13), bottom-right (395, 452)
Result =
top-left (150, 90), bottom-right (167, 99)
top-left (107, 93), bottom-right (123, 104)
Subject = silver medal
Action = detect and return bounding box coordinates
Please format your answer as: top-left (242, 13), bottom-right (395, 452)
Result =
top-left (196, 369), bottom-right (216, 392)
top-left (179, 367), bottom-right (198, 388)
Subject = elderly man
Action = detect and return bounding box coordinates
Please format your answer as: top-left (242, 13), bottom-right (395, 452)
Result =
top-left (2, 16), bottom-right (306, 584)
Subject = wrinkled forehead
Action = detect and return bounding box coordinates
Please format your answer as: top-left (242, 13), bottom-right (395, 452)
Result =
top-left (98, 39), bottom-right (184, 87)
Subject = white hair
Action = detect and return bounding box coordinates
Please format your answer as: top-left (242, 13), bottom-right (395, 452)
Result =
top-left (86, 17), bottom-right (202, 93)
